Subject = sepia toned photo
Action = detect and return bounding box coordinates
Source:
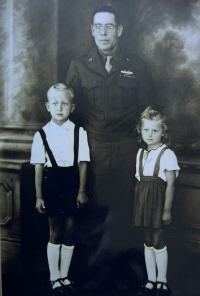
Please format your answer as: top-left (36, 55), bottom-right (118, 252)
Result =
top-left (1, 1), bottom-right (200, 295)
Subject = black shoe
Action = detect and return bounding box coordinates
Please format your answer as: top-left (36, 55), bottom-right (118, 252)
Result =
top-left (51, 279), bottom-right (64, 294)
top-left (156, 282), bottom-right (172, 296)
top-left (137, 281), bottom-right (156, 296)
top-left (60, 277), bottom-right (77, 294)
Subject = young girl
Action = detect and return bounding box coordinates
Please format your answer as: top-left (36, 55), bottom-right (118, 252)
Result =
top-left (133, 107), bottom-right (180, 296)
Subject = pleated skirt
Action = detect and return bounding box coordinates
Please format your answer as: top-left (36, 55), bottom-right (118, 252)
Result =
top-left (133, 176), bottom-right (166, 229)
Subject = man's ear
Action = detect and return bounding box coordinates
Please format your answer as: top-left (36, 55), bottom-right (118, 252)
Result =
top-left (117, 25), bottom-right (123, 37)
top-left (45, 102), bottom-right (50, 112)
top-left (71, 104), bottom-right (75, 113)
top-left (91, 25), bottom-right (95, 37)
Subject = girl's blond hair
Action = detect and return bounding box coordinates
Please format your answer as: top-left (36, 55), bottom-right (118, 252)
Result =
top-left (136, 106), bottom-right (170, 148)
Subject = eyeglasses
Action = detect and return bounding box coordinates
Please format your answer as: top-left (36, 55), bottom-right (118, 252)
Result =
top-left (93, 24), bottom-right (115, 31)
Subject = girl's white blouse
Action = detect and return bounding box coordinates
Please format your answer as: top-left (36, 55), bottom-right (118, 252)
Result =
top-left (135, 144), bottom-right (180, 182)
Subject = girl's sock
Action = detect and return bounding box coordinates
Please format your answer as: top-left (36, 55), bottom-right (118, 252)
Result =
top-left (47, 242), bottom-right (61, 289)
top-left (154, 246), bottom-right (168, 289)
top-left (60, 244), bottom-right (74, 285)
top-left (144, 244), bottom-right (157, 289)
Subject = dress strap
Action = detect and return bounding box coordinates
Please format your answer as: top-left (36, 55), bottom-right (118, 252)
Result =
top-left (139, 149), bottom-right (144, 177)
top-left (38, 129), bottom-right (58, 167)
top-left (153, 147), bottom-right (168, 176)
top-left (73, 125), bottom-right (79, 166)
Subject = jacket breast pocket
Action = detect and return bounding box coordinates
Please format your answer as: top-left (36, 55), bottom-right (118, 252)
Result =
top-left (115, 76), bottom-right (138, 108)
top-left (81, 77), bottom-right (103, 109)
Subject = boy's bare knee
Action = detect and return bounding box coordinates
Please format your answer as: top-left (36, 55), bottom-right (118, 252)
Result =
top-left (49, 228), bottom-right (62, 244)
top-left (64, 217), bottom-right (75, 232)
top-left (144, 239), bottom-right (152, 248)
top-left (49, 232), bottom-right (62, 244)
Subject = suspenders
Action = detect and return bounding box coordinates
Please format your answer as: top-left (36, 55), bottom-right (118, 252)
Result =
top-left (38, 125), bottom-right (80, 167)
top-left (139, 147), bottom-right (168, 177)
top-left (38, 129), bottom-right (58, 167)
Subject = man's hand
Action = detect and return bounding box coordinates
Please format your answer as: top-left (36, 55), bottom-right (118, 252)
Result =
top-left (77, 192), bottom-right (89, 209)
top-left (35, 198), bottom-right (46, 214)
top-left (162, 209), bottom-right (172, 225)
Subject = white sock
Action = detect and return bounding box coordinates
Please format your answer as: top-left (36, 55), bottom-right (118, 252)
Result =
top-left (60, 244), bottom-right (74, 285)
top-left (144, 244), bottom-right (157, 289)
top-left (154, 246), bottom-right (168, 289)
top-left (47, 242), bottom-right (61, 289)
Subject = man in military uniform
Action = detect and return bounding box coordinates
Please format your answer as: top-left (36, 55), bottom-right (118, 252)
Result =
top-left (66, 6), bottom-right (156, 253)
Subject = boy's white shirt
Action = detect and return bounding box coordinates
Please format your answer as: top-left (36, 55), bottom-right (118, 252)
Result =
top-left (135, 144), bottom-right (180, 182)
top-left (30, 119), bottom-right (90, 166)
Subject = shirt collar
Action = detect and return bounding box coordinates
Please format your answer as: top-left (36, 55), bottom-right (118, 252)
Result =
top-left (50, 119), bottom-right (71, 130)
top-left (98, 46), bottom-right (121, 63)
top-left (144, 143), bottom-right (167, 152)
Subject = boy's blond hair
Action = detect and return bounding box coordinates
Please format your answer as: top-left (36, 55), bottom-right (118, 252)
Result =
top-left (47, 83), bottom-right (74, 102)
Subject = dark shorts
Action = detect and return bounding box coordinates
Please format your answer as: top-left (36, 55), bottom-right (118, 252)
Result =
top-left (42, 166), bottom-right (79, 217)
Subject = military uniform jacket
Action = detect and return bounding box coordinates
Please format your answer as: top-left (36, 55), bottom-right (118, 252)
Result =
top-left (66, 47), bottom-right (156, 142)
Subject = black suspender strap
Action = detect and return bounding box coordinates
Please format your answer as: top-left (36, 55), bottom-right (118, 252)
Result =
top-left (73, 125), bottom-right (79, 166)
top-left (39, 125), bottom-right (79, 167)
top-left (139, 149), bottom-right (144, 177)
top-left (38, 129), bottom-right (58, 167)
top-left (139, 146), bottom-right (168, 178)
top-left (153, 147), bottom-right (168, 176)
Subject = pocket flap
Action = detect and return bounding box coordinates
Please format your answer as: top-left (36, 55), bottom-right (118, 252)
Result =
top-left (81, 77), bottom-right (102, 89)
top-left (117, 76), bottom-right (137, 89)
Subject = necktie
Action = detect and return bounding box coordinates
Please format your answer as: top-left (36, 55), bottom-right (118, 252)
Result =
top-left (105, 56), bottom-right (112, 73)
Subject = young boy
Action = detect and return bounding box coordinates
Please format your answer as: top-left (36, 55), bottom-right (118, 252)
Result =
top-left (30, 83), bottom-right (90, 294)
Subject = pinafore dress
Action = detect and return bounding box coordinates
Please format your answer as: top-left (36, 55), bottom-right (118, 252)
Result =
top-left (38, 126), bottom-right (80, 217)
top-left (133, 147), bottom-right (168, 229)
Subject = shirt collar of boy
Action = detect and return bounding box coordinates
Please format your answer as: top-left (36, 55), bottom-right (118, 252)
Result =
top-left (50, 119), bottom-right (71, 131)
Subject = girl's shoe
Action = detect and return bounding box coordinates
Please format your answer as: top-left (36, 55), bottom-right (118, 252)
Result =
top-left (156, 282), bottom-right (172, 296)
top-left (137, 281), bottom-right (157, 296)
top-left (60, 277), bottom-right (77, 293)
top-left (51, 279), bottom-right (64, 294)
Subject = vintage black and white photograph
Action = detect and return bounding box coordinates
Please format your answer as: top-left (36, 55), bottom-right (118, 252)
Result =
top-left (1, 1), bottom-right (200, 295)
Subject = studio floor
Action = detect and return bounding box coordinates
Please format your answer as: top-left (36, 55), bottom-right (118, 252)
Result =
top-left (2, 238), bottom-right (200, 296)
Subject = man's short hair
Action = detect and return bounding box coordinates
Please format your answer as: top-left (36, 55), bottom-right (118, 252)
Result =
top-left (93, 6), bottom-right (121, 26)
top-left (47, 83), bottom-right (74, 102)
